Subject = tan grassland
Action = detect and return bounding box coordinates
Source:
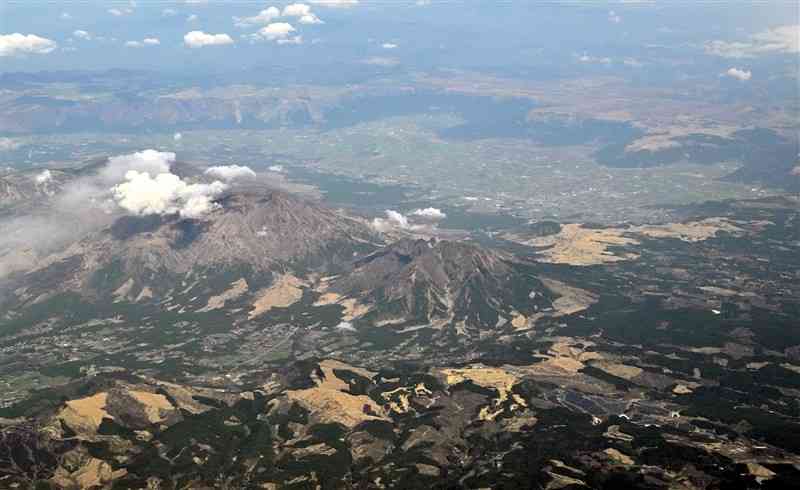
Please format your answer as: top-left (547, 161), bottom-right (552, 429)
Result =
top-left (250, 275), bottom-right (305, 319)
top-left (199, 278), bottom-right (249, 312)
top-left (314, 292), bottom-right (371, 320)
top-left (57, 393), bottom-right (112, 434)
top-left (517, 224), bottom-right (640, 266)
top-left (129, 390), bottom-right (175, 424)
top-left (505, 218), bottom-right (745, 266)
top-left (286, 360), bottom-right (386, 428)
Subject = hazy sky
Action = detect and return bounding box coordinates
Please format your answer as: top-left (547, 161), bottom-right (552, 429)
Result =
top-left (1, 1), bottom-right (797, 78)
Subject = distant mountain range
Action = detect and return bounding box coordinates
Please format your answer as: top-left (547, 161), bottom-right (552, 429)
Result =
top-left (3, 76), bottom-right (796, 192)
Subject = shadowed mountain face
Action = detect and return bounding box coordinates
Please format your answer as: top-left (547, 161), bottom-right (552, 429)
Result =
top-left (3, 190), bottom-right (553, 341)
top-left (3, 191), bottom-right (382, 310)
top-left (329, 238), bottom-right (553, 330)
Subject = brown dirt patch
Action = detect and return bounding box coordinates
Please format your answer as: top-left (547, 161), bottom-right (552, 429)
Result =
top-left (198, 277), bottom-right (248, 312)
top-left (540, 277), bottom-right (598, 316)
top-left (630, 218), bottom-right (743, 242)
top-left (285, 360), bottom-right (386, 428)
top-left (513, 223), bottom-right (639, 266)
top-left (129, 390), bottom-right (175, 424)
top-left (314, 292), bottom-right (371, 321)
top-left (57, 393), bottom-right (112, 435)
top-left (604, 448), bottom-right (635, 465)
top-left (590, 361), bottom-right (643, 380)
top-left (250, 274), bottom-right (305, 319)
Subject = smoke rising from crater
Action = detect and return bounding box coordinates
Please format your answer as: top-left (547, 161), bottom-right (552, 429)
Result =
top-left (0, 149), bottom-right (227, 280)
top-left (112, 170), bottom-right (227, 219)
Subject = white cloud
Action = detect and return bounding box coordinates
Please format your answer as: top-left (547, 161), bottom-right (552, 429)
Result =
top-left (0, 149), bottom-right (221, 263)
top-left (297, 13), bottom-right (322, 24)
top-left (577, 52), bottom-right (612, 64)
top-left (108, 7), bottom-right (134, 16)
top-left (234, 7), bottom-right (281, 27)
top-left (204, 165), bottom-right (257, 181)
top-left (35, 150), bottom-right (178, 213)
top-left (381, 42), bottom-right (397, 49)
top-left (283, 4), bottom-right (323, 24)
top-left (283, 3), bottom-right (312, 16)
top-left (187, 14), bottom-right (199, 23)
top-left (705, 24), bottom-right (799, 58)
top-left (35, 170), bottom-right (53, 184)
top-left (608, 10), bottom-right (621, 23)
top-left (101, 150), bottom-right (175, 183)
top-left (236, 4), bottom-right (322, 30)
top-left (247, 23), bottom-right (298, 43)
top-left (791, 166), bottom-right (800, 176)
top-left (125, 39), bottom-right (158, 48)
top-left (705, 40), bottom-right (751, 58)
top-left (310, 0), bottom-right (359, 7)
top-left (73, 30), bottom-right (91, 41)
top-left (372, 210), bottom-right (410, 231)
top-left (362, 56), bottom-right (399, 67)
top-left (372, 208), bottom-right (447, 232)
top-left (60, 12), bottom-right (73, 20)
top-left (411, 207), bottom-right (446, 220)
top-left (112, 171), bottom-right (227, 219)
top-left (184, 31), bottom-right (234, 48)
top-left (173, 132), bottom-right (183, 141)
top-left (278, 35), bottom-right (303, 45)
top-left (724, 67), bottom-right (752, 81)
top-left (268, 165), bottom-right (285, 173)
top-left (37, 150), bottom-right (175, 217)
top-left (162, 8), bottom-right (178, 17)
top-left (260, 22), bottom-right (296, 40)
top-left (99, 151), bottom-right (227, 220)
top-left (751, 24), bottom-right (800, 52)
top-left (0, 33), bottom-right (58, 57)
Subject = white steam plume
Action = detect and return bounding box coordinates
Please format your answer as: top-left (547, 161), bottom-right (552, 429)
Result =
top-left (112, 171), bottom-right (227, 219)
top-left (204, 164), bottom-right (256, 181)
top-left (411, 207), bottom-right (446, 220)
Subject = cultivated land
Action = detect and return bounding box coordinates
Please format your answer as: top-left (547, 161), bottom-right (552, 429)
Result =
top-left (3, 70), bottom-right (796, 225)
top-left (1, 68), bottom-right (799, 488)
